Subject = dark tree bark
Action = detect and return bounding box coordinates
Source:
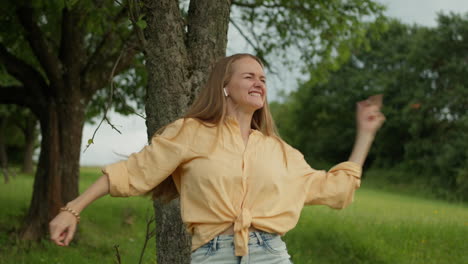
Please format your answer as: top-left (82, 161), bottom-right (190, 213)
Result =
top-left (20, 97), bottom-right (85, 240)
top-left (142, 0), bottom-right (231, 262)
top-left (21, 113), bottom-right (37, 174)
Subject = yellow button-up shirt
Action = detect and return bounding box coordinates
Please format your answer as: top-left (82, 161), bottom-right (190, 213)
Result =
top-left (103, 117), bottom-right (362, 256)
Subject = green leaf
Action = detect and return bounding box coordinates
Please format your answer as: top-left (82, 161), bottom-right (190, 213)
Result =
top-left (136, 20), bottom-right (147, 29)
top-left (65, 0), bottom-right (79, 9)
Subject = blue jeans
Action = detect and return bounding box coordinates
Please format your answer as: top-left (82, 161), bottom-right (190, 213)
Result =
top-left (190, 231), bottom-right (293, 264)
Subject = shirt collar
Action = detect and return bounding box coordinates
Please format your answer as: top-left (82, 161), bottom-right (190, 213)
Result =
top-left (225, 115), bottom-right (260, 136)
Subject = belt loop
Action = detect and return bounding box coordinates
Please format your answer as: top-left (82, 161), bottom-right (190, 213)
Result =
top-left (253, 231), bottom-right (264, 245)
top-left (212, 236), bottom-right (219, 251)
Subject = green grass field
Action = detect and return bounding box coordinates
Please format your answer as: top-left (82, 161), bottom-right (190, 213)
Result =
top-left (0, 168), bottom-right (467, 264)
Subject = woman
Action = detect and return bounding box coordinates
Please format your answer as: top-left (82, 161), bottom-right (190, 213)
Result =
top-left (50, 53), bottom-right (385, 263)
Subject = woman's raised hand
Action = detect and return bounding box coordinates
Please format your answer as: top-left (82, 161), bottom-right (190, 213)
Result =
top-left (356, 94), bottom-right (386, 135)
top-left (49, 210), bottom-right (79, 246)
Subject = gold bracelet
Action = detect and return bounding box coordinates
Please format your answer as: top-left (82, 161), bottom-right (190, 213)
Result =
top-left (60, 206), bottom-right (81, 223)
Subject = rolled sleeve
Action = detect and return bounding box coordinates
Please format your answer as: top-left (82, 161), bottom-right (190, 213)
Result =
top-left (102, 119), bottom-right (192, 197)
top-left (303, 161), bottom-right (362, 209)
top-left (286, 145), bottom-right (362, 209)
top-left (102, 161), bottom-right (130, 197)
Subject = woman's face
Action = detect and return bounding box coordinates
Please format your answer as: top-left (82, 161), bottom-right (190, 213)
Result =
top-left (225, 57), bottom-right (267, 113)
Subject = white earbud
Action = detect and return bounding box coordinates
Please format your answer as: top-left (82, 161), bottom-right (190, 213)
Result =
top-left (223, 87), bottom-right (229, 97)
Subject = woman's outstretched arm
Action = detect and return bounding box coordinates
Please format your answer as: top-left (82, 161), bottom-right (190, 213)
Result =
top-left (49, 173), bottom-right (110, 246)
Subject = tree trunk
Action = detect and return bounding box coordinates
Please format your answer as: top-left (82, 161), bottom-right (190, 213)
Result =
top-left (22, 113), bottom-right (37, 174)
top-left (0, 117), bottom-right (9, 184)
top-left (20, 98), bottom-right (84, 240)
top-left (143, 0), bottom-right (230, 262)
top-left (144, 1), bottom-right (192, 263)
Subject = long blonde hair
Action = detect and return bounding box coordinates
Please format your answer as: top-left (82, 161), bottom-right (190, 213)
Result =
top-left (152, 53), bottom-right (285, 202)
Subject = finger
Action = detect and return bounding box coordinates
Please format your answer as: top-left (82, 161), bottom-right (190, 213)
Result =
top-left (64, 224), bottom-right (77, 246)
top-left (366, 110), bottom-right (383, 121)
top-left (378, 113), bottom-right (386, 123)
top-left (50, 223), bottom-right (67, 246)
top-left (59, 230), bottom-right (67, 240)
top-left (367, 94), bottom-right (383, 108)
top-left (359, 107), bottom-right (380, 121)
top-left (57, 231), bottom-right (68, 246)
top-left (55, 230), bottom-right (67, 246)
top-left (371, 113), bottom-right (386, 126)
top-left (357, 100), bottom-right (370, 108)
top-left (52, 236), bottom-right (66, 246)
top-left (365, 105), bottom-right (379, 113)
top-left (358, 102), bottom-right (380, 116)
top-left (49, 223), bottom-right (61, 242)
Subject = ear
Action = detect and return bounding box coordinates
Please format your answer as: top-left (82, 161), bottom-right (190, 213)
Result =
top-left (223, 87), bottom-right (229, 97)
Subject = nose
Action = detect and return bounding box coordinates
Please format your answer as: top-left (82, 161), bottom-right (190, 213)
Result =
top-left (254, 79), bottom-right (265, 88)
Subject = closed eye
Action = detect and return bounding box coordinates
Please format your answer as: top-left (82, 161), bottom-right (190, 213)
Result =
top-left (242, 72), bottom-right (266, 83)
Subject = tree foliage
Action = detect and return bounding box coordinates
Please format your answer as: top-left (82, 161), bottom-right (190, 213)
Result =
top-left (274, 14), bottom-right (468, 201)
top-left (0, 0), bottom-right (142, 240)
top-left (0, 0), bottom-right (145, 120)
top-left (231, 0), bottom-right (386, 75)
top-left (0, 105), bottom-right (38, 167)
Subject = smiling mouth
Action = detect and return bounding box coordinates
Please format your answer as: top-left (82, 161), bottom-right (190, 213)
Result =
top-left (248, 91), bottom-right (262, 97)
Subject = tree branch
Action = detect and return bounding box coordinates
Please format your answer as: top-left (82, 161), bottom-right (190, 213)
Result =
top-left (58, 3), bottom-right (87, 86)
top-left (82, 5), bottom-right (129, 76)
top-left (0, 85), bottom-right (39, 110)
top-left (82, 34), bottom-right (139, 100)
top-left (16, 7), bottom-right (62, 89)
top-left (229, 18), bottom-right (260, 52)
top-left (83, 48), bottom-right (126, 153)
top-left (231, 0), bottom-right (282, 9)
top-left (228, 18), bottom-right (272, 70)
top-left (128, 0), bottom-right (148, 52)
top-left (113, 245), bottom-right (122, 264)
top-left (0, 43), bottom-right (49, 97)
top-left (138, 210), bottom-right (156, 264)
top-left (58, 7), bottom-right (72, 65)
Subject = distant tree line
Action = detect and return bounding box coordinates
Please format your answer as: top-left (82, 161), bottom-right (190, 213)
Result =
top-left (271, 14), bottom-right (468, 202)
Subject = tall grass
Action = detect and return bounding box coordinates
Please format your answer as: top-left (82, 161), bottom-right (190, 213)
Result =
top-left (287, 188), bottom-right (467, 263)
top-left (0, 168), bottom-right (466, 263)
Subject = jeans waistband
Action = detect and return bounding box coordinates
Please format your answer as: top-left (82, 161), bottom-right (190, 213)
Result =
top-left (207, 231), bottom-right (279, 250)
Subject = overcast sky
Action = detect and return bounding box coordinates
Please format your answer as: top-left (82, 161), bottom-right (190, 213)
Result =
top-left (79, 0), bottom-right (468, 166)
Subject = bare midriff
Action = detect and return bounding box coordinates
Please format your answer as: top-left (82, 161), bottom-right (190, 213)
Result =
top-left (219, 224), bottom-right (259, 235)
